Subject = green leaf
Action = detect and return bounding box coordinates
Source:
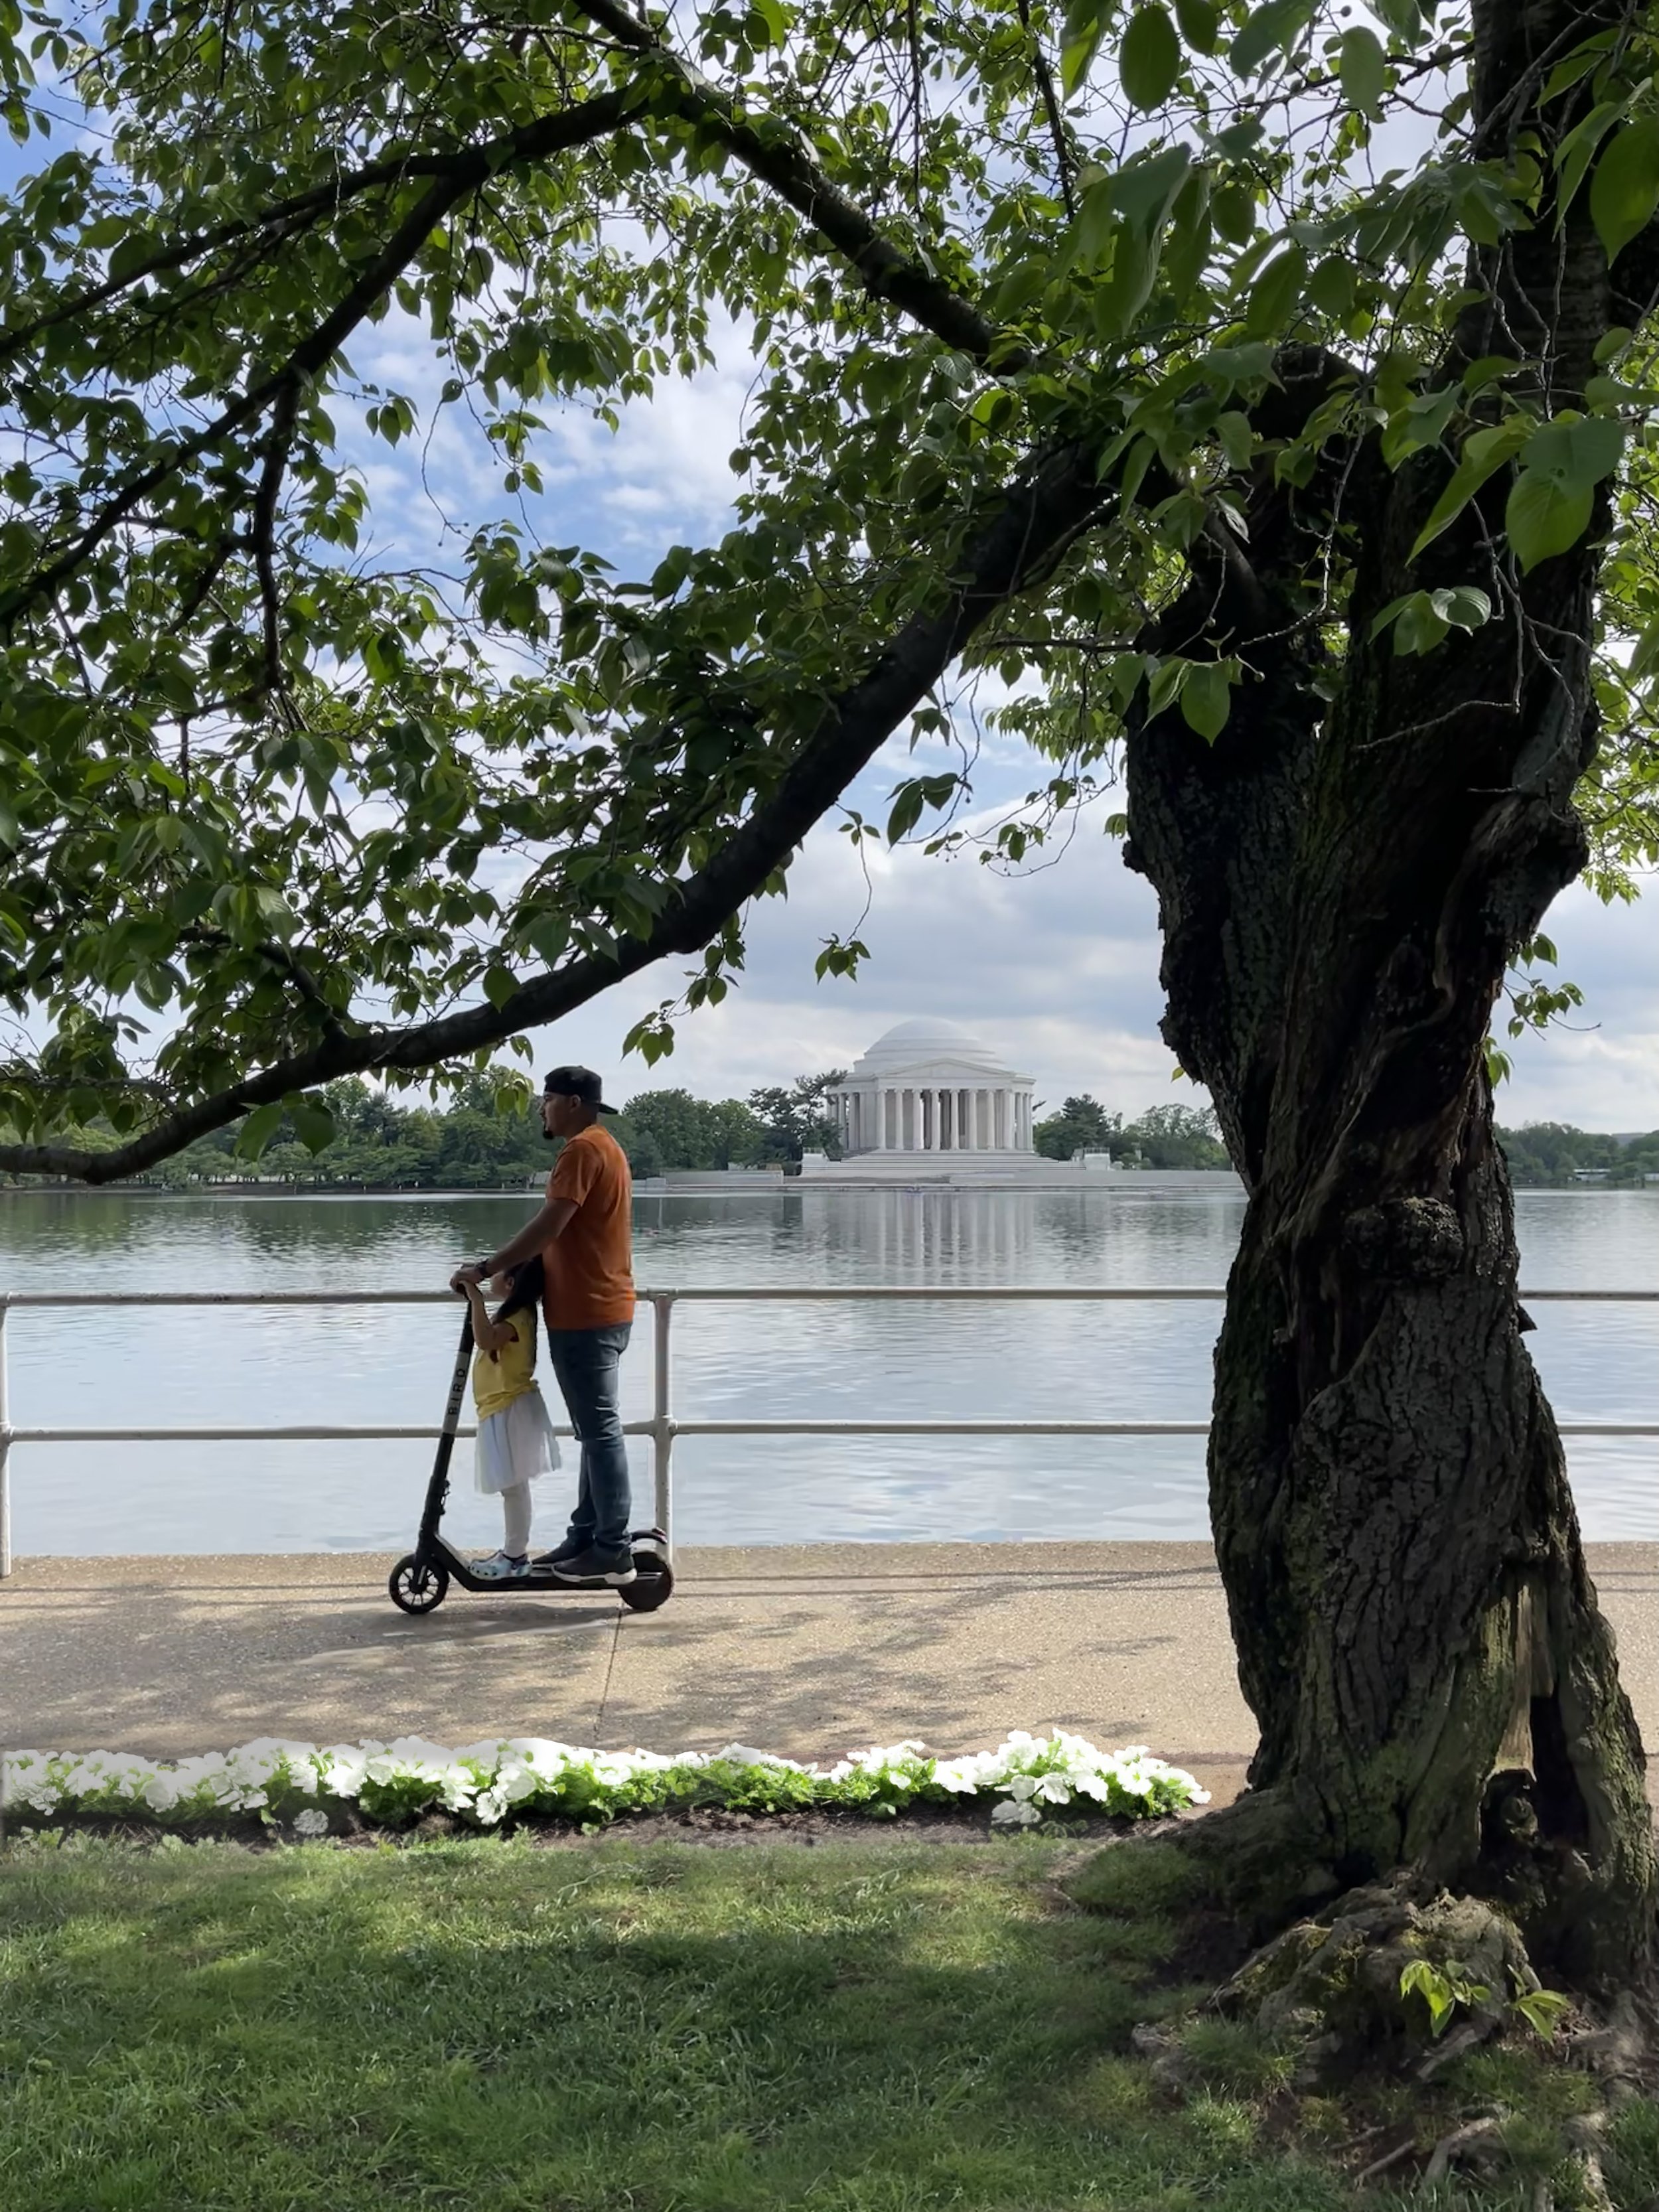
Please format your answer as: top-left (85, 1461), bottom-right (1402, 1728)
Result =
top-left (1180, 660), bottom-right (1234, 739)
top-left (1370, 0), bottom-right (1425, 39)
top-left (1520, 411), bottom-right (1624, 494)
top-left (1337, 27), bottom-right (1386, 116)
top-left (1060, 3), bottom-right (1107, 96)
top-left (1514, 1988), bottom-right (1573, 2040)
top-left (1540, 33), bottom-right (1617, 104)
top-left (1121, 7), bottom-right (1181, 111)
top-left (989, 257), bottom-right (1051, 319)
top-left (1146, 656), bottom-right (1189, 716)
top-left (1369, 586), bottom-right (1491, 654)
top-left (1437, 585), bottom-right (1492, 628)
top-left (1407, 417), bottom-right (1534, 560)
top-left (887, 782), bottom-right (926, 842)
top-left (1380, 384), bottom-right (1459, 469)
top-left (1228, 0), bottom-right (1311, 78)
top-left (1629, 616), bottom-right (1659, 680)
top-left (1307, 254), bottom-right (1356, 318)
top-left (234, 1102), bottom-right (285, 1161)
top-left (288, 1095), bottom-right (337, 1155)
top-left (1173, 0), bottom-right (1220, 54)
top-left (1505, 473), bottom-right (1594, 572)
top-left (1589, 119), bottom-right (1659, 266)
top-left (1553, 98), bottom-right (1626, 224)
top-left (1398, 1958), bottom-right (1456, 2036)
top-left (1244, 247), bottom-right (1307, 336)
top-left (1210, 182), bottom-right (1256, 243)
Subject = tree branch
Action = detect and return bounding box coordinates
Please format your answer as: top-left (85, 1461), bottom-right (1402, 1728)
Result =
top-left (0, 435), bottom-right (1108, 1182)
top-left (0, 88), bottom-right (639, 628)
top-left (1014, 0), bottom-right (1075, 220)
top-left (0, 90), bottom-right (650, 368)
top-left (566, 0), bottom-right (1022, 368)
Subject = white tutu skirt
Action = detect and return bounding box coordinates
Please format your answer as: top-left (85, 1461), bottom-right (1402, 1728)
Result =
top-left (474, 1387), bottom-right (561, 1496)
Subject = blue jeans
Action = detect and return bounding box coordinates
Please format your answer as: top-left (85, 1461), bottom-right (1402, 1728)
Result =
top-left (547, 1323), bottom-right (632, 1553)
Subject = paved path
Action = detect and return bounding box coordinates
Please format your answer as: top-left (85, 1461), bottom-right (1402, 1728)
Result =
top-left (5, 1544), bottom-right (1657, 1808)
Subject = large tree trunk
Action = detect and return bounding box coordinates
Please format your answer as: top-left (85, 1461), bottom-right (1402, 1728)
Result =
top-left (1122, 0), bottom-right (1658, 1984)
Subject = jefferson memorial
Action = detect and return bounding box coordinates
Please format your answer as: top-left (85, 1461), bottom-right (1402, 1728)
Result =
top-left (818, 1018), bottom-right (1038, 1168)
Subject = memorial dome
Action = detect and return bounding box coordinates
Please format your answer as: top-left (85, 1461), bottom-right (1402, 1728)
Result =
top-left (849, 1018), bottom-right (1019, 1082)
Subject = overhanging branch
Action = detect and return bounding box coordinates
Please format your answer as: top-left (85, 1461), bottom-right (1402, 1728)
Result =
top-left (567, 0), bottom-right (1021, 368)
top-left (0, 87), bottom-right (640, 628)
top-left (0, 435), bottom-right (1108, 1183)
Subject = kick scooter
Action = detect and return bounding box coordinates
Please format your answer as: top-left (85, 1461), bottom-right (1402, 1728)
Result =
top-left (388, 1297), bottom-right (674, 1617)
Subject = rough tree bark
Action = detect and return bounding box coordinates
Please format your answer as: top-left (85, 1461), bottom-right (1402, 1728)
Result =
top-left (1123, 0), bottom-right (1658, 1981)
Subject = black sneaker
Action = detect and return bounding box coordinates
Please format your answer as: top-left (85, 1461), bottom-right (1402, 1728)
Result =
top-left (549, 1544), bottom-right (637, 1585)
top-left (533, 1534), bottom-right (590, 1568)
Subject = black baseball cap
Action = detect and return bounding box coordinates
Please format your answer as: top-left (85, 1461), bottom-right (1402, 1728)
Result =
top-left (542, 1065), bottom-right (617, 1114)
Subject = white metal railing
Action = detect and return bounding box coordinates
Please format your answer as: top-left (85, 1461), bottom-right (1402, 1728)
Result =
top-left (1, 1284), bottom-right (1656, 1577)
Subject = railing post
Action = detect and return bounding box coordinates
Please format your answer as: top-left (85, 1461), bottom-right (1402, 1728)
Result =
top-left (0, 1297), bottom-right (11, 1580)
top-left (652, 1293), bottom-right (674, 1556)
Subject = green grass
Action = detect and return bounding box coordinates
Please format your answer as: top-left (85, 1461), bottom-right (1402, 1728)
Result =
top-left (1, 1830), bottom-right (1652, 2210)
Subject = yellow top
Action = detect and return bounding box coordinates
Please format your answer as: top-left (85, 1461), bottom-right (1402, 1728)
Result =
top-left (471, 1311), bottom-right (538, 1422)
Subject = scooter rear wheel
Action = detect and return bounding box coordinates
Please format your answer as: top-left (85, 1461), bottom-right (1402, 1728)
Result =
top-left (389, 1554), bottom-right (450, 1615)
top-left (618, 1556), bottom-right (674, 1613)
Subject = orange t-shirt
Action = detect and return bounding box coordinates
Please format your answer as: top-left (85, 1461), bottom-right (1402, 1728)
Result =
top-left (541, 1124), bottom-right (635, 1331)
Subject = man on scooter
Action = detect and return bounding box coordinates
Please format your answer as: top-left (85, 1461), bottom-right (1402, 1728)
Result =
top-left (450, 1066), bottom-right (637, 1585)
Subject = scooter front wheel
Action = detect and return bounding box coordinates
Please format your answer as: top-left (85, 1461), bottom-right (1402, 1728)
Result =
top-left (389, 1554), bottom-right (450, 1615)
top-left (618, 1556), bottom-right (674, 1613)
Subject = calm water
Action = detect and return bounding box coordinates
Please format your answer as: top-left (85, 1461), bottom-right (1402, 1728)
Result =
top-left (2, 1187), bottom-right (1656, 1553)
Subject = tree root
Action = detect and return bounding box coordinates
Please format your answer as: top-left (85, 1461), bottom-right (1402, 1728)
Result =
top-left (1210, 1874), bottom-right (1536, 2087)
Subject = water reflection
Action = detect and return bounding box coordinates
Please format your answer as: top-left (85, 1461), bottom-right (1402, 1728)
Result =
top-left (1, 1185), bottom-right (1654, 1552)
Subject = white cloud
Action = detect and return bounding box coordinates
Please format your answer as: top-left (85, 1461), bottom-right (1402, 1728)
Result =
top-left (521, 802), bottom-right (1181, 1110)
top-left (523, 805), bottom-right (1659, 1134)
top-left (1500, 880), bottom-right (1659, 1128)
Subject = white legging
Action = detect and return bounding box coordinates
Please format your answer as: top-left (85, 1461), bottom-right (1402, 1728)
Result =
top-left (500, 1483), bottom-right (532, 1557)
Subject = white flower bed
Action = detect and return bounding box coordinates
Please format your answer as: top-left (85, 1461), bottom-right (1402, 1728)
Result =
top-left (0, 1731), bottom-right (1208, 1832)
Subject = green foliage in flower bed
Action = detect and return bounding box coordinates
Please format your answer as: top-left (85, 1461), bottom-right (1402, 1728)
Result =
top-left (2, 1732), bottom-right (1208, 1834)
top-left (2, 1832), bottom-right (1648, 2212)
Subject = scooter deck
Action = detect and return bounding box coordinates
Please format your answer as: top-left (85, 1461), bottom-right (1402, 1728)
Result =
top-left (447, 1558), bottom-right (661, 1595)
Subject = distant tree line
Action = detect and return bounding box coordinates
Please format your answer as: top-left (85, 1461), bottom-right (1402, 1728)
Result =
top-left (1031, 1097), bottom-right (1231, 1169)
top-left (1496, 1124), bottom-right (1659, 1188)
top-left (7, 1078), bottom-right (1654, 1191)
top-left (1032, 1096), bottom-right (1659, 1185)
top-left (1, 1071), bottom-right (849, 1189)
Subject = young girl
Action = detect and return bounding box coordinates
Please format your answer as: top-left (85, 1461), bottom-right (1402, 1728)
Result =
top-left (457, 1257), bottom-right (560, 1580)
